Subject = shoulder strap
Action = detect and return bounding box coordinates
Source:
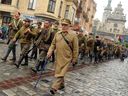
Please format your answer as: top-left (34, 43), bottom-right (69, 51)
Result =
top-left (13, 19), bottom-right (21, 28)
top-left (61, 33), bottom-right (73, 52)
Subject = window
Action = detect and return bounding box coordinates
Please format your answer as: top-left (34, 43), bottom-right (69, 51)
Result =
top-left (58, 1), bottom-right (63, 17)
top-left (1, 0), bottom-right (12, 5)
top-left (16, 0), bottom-right (19, 8)
top-left (114, 23), bottom-right (118, 27)
top-left (47, 0), bottom-right (56, 13)
top-left (118, 30), bottom-right (120, 33)
top-left (2, 15), bottom-right (11, 24)
top-left (114, 28), bottom-right (117, 33)
top-left (72, 7), bottom-right (75, 22)
top-left (110, 28), bottom-right (112, 32)
top-left (64, 5), bottom-right (70, 19)
top-left (28, 0), bottom-right (36, 10)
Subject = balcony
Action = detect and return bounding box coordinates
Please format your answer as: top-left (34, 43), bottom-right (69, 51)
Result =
top-left (83, 11), bottom-right (89, 22)
top-left (0, 3), bottom-right (17, 12)
top-left (66, 0), bottom-right (78, 6)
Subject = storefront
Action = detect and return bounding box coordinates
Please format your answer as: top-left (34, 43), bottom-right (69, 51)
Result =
top-left (0, 11), bottom-right (11, 25)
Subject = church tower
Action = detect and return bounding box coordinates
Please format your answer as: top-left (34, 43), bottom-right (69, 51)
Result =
top-left (102, 0), bottom-right (112, 22)
top-left (110, 2), bottom-right (126, 22)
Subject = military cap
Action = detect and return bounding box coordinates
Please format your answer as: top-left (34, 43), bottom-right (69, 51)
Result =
top-left (23, 18), bottom-right (32, 22)
top-left (61, 18), bottom-right (71, 25)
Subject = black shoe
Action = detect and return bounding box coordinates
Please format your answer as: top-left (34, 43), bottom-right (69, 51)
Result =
top-left (31, 68), bottom-right (37, 73)
top-left (94, 61), bottom-right (98, 64)
top-left (14, 63), bottom-right (19, 68)
top-left (50, 89), bottom-right (56, 95)
top-left (1, 58), bottom-right (6, 62)
top-left (21, 63), bottom-right (28, 66)
top-left (58, 85), bottom-right (65, 90)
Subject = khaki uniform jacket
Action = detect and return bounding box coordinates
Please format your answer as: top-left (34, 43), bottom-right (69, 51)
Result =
top-left (14, 26), bottom-right (36, 44)
top-left (78, 34), bottom-right (86, 52)
top-left (86, 37), bottom-right (95, 53)
top-left (9, 19), bottom-right (23, 39)
top-left (48, 31), bottom-right (79, 77)
top-left (32, 27), bottom-right (42, 41)
top-left (35, 28), bottom-right (53, 50)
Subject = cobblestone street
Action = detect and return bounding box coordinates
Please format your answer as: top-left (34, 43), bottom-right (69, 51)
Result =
top-left (0, 43), bottom-right (128, 96)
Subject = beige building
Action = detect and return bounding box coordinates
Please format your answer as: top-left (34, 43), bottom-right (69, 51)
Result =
top-left (93, 0), bottom-right (128, 41)
top-left (76, 0), bottom-right (96, 33)
top-left (0, 0), bottom-right (78, 25)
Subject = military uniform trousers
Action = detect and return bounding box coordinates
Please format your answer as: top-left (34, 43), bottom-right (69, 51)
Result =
top-left (51, 76), bottom-right (65, 90)
top-left (17, 43), bottom-right (31, 66)
top-left (35, 44), bottom-right (50, 71)
top-left (30, 46), bottom-right (38, 59)
top-left (3, 41), bottom-right (16, 61)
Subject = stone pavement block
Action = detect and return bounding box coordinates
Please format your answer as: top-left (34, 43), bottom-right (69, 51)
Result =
top-left (3, 90), bottom-right (16, 96)
top-left (40, 82), bottom-right (50, 88)
top-left (0, 91), bottom-right (7, 96)
top-left (19, 86), bottom-right (29, 91)
top-left (25, 90), bottom-right (37, 96)
top-left (65, 86), bottom-right (73, 94)
top-left (15, 91), bottom-right (30, 96)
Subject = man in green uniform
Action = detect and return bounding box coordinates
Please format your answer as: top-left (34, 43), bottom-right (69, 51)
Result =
top-left (43, 19), bottom-right (79, 95)
top-left (86, 33), bottom-right (95, 63)
top-left (1, 11), bottom-right (23, 62)
top-left (30, 21), bottom-right (42, 59)
top-left (50, 21), bottom-right (60, 62)
top-left (13, 18), bottom-right (36, 68)
top-left (52, 21), bottom-right (59, 34)
top-left (77, 28), bottom-right (86, 60)
top-left (31, 20), bottom-right (54, 72)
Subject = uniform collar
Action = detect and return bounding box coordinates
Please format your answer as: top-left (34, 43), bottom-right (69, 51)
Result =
top-left (59, 31), bottom-right (68, 34)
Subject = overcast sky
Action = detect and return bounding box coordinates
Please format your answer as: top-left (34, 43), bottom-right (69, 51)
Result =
top-left (94, 0), bottom-right (128, 27)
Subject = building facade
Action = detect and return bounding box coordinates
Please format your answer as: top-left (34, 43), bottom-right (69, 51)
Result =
top-left (0, 0), bottom-right (78, 25)
top-left (93, 0), bottom-right (127, 41)
top-left (75, 0), bottom-right (96, 33)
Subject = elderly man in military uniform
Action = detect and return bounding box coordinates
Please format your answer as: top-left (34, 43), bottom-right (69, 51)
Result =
top-left (43, 19), bottom-right (79, 95)
top-left (31, 20), bottom-right (54, 72)
top-left (13, 18), bottom-right (36, 68)
top-left (1, 11), bottom-right (23, 62)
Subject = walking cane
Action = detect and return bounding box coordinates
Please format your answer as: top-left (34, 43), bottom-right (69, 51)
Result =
top-left (34, 58), bottom-right (48, 88)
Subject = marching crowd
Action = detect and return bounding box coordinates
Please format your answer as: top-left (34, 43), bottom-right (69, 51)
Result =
top-left (0, 11), bottom-right (128, 96)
